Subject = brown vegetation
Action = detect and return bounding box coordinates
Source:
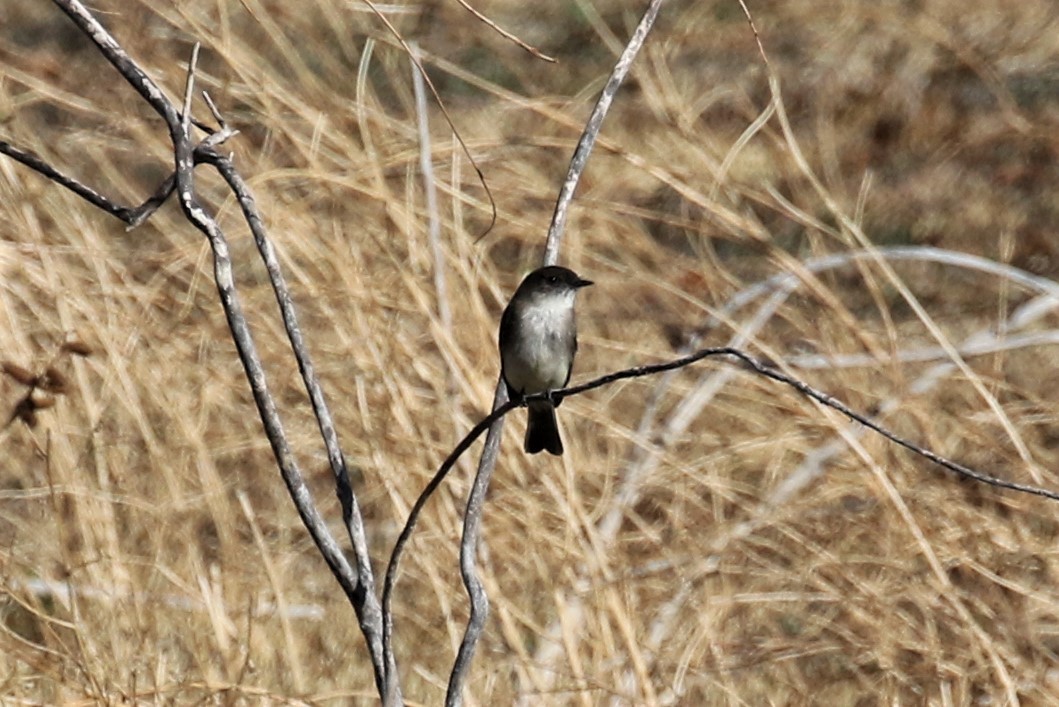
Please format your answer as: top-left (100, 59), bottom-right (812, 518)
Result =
top-left (2, 0), bottom-right (1059, 703)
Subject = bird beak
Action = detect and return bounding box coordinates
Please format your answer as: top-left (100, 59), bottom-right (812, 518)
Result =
top-left (576, 278), bottom-right (593, 288)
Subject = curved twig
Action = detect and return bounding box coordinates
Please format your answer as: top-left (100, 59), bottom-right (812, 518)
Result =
top-left (446, 380), bottom-right (507, 706)
top-left (526, 244), bottom-right (1059, 695)
top-left (386, 344), bottom-right (1059, 703)
top-left (381, 387), bottom-right (518, 691)
top-left (560, 347), bottom-right (1059, 501)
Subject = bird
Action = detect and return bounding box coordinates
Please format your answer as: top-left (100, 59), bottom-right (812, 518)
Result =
top-left (498, 265), bottom-right (592, 455)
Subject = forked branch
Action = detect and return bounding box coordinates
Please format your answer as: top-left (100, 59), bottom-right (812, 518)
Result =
top-left (4, 0), bottom-right (396, 700)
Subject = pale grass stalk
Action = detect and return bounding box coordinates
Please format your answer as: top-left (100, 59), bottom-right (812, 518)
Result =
top-left (410, 43), bottom-right (453, 343)
top-left (597, 605), bottom-right (620, 685)
top-left (355, 39), bottom-right (388, 205)
top-left (838, 423), bottom-right (1019, 703)
top-left (659, 610), bottom-right (711, 705)
top-left (555, 589), bottom-right (593, 707)
top-left (787, 329), bottom-right (1059, 369)
top-left (763, 182), bottom-right (838, 237)
top-left (604, 586), bottom-right (657, 706)
top-left (530, 245), bottom-right (1059, 694)
top-left (197, 570), bottom-right (235, 681)
top-left (637, 272), bottom-right (1059, 681)
top-left (645, 589), bottom-right (724, 699)
top-left (853, 170), bottom-right (872, 228)
top-left (0, 62), bottom-right (98, 114)
top-left (450, 136), bottom-right (465, 256)
top-left (767, 72), bottom-right (1043, 483)
top-left (710, 96), bottom-right (777, 201)
top-left (237, 491), bottom-right (306, 693)
top-left (965, 559), bottom-right (1059, 604)
top-left (941, 680), bottom-right (956, 707)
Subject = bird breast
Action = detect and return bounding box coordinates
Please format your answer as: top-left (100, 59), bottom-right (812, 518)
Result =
top-left (503, 293), bottom-right (575, 394)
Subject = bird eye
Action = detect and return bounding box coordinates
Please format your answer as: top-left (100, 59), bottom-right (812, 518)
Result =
top-left (547, 275), bottom-right (558, 283)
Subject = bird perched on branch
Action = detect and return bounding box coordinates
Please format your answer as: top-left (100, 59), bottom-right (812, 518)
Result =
top-left (499, 265), bottom-right (592, 455)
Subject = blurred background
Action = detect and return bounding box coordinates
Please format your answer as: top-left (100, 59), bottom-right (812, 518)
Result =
top-left (2, 0), bottom-right (1059, 703)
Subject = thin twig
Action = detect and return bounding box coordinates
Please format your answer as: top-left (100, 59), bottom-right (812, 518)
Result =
top-left (382, 382), bottom-right (515, 703)
top-left (200, 144), bottom-right (392, 694)
top-left (560, 347), bottom-right (1059, 501)
top-left (0, 130), bottom-right (233, 231)
top-left (527, 244), bottom-right (1059, 694)
top-left (446, 379), bottom-right (506, 707)
top-left (542, 0), bottom-right (669, 264)
top-left (186, 113), bottom-right (396, 706)
top-left (388, 344), bottom-right (1059, 704)
top-left (0, 140), bottom-right (137, 222)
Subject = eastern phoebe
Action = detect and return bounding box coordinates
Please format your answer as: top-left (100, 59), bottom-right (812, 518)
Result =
top-left (499, 265), bottom-right (593, 455)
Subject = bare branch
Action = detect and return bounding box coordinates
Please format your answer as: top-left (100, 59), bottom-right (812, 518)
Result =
top-left (0, 122), bottom-right (233, 231)
top-left (543, 0), bottom-right (669, 264)
top-left (170, 49), bottom-right (395, 702)
top-left (197, 143), bottom-right (394, 694)
top-left (447, 380), bottom-right (507, 707)
top-left (376, 386), bottom-right (510, 704)
top-left (439, 2), bottom-right (671, 701)
top-left (527, 243), bottom-right (1059, 694)
top-left (562, 348), bottom-right (1059, 501)
top-left (3, 1), bottom-right (398, 699)
top-left (0, 140), bottom-right (137, 222)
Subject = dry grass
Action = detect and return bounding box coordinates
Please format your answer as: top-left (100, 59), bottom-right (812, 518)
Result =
top-left (2, 0), bottom-right (1059, 703)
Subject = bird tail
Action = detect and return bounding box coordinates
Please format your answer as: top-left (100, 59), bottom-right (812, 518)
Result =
top-left (525, 401), bottom-right (563, 456)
